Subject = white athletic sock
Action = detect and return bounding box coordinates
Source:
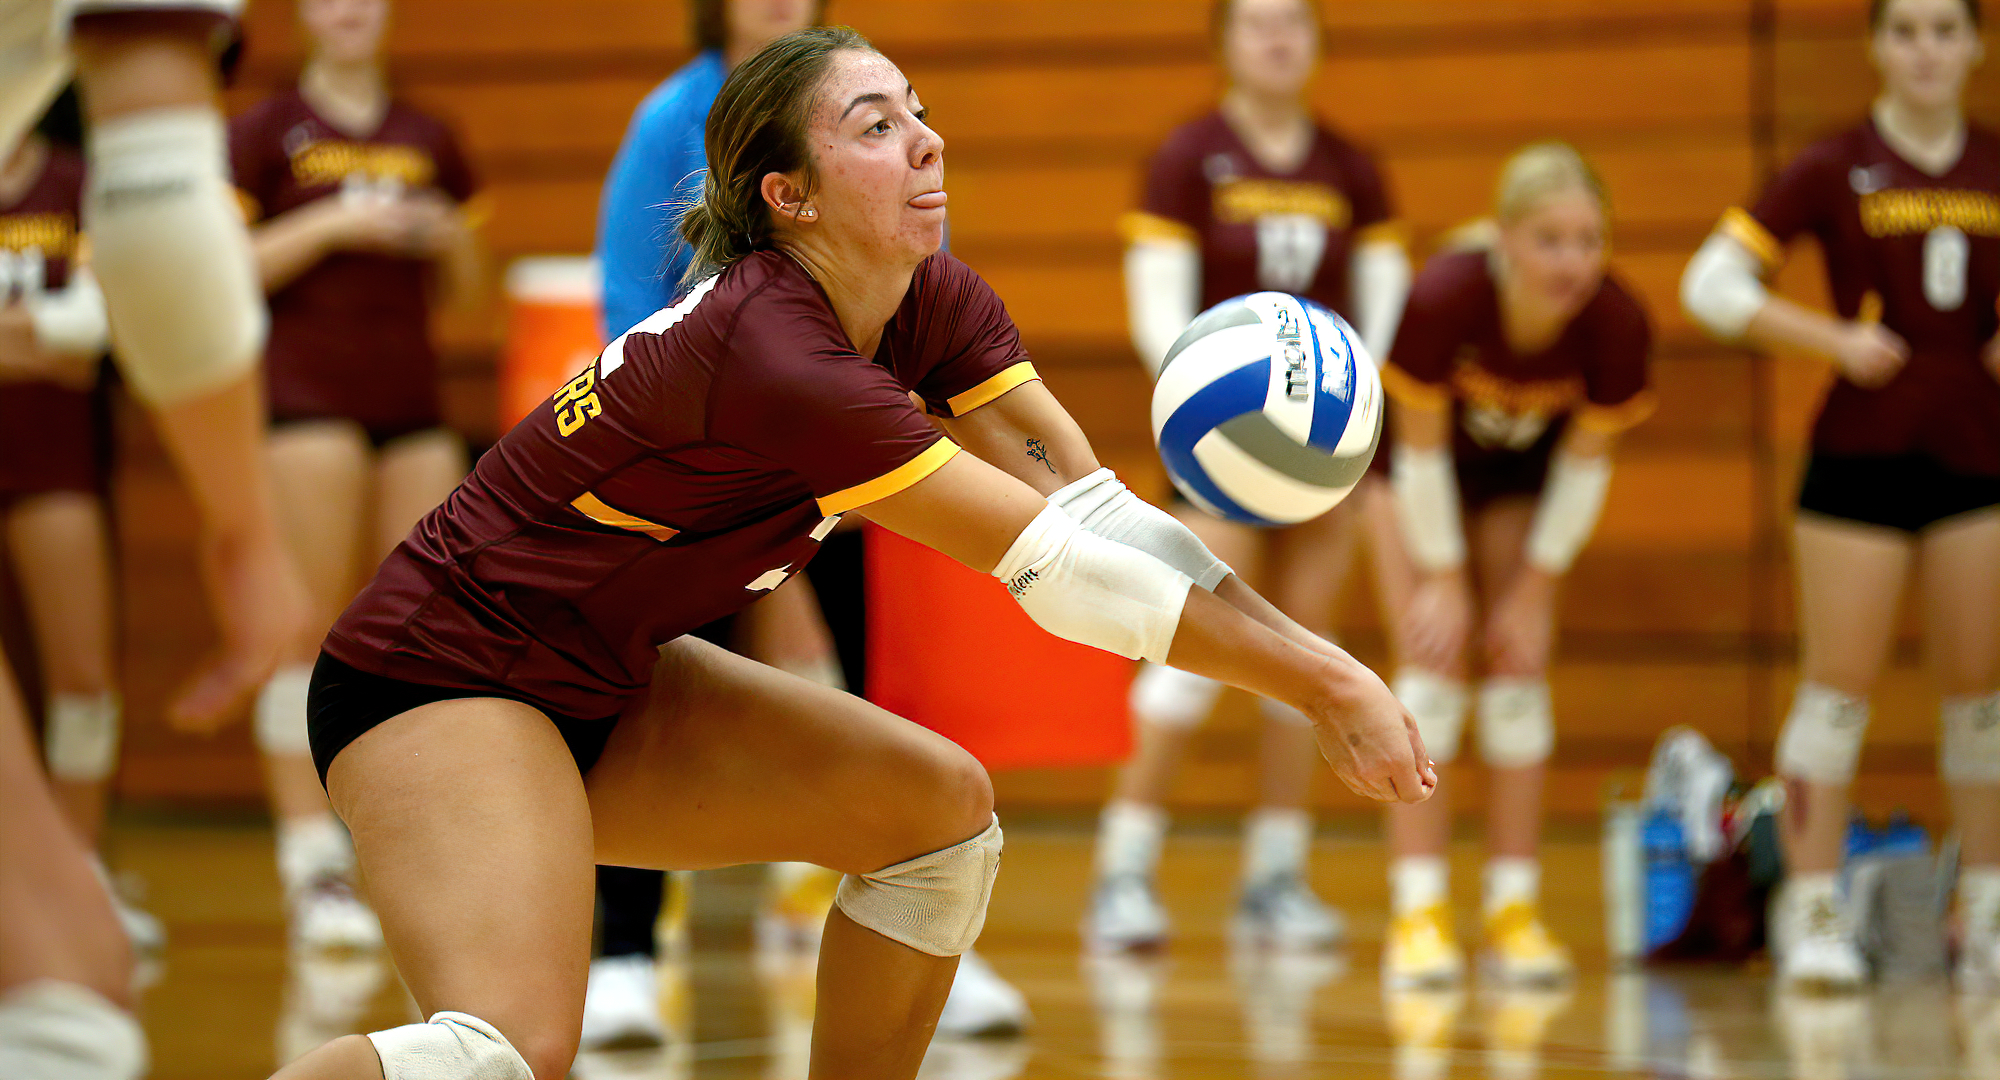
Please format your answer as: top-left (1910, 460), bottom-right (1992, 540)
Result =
top-left (1483, 858), bottom-right (1540, 916)
top-left (1095, 800), bottom-right (1167, 882)
top-left (1241, 807), bottom-right (1311, 885)
top-left (1391, 856), bottom-right (1449, 915)
top-left (1788, 870), bottom-right (1840, 911)
top-left (1961, 866), bottom-right (2000, 932)
top-left (276, 814), bottom-right (354, 898)
top-left (1129, 662), bottom-right (1222, 730)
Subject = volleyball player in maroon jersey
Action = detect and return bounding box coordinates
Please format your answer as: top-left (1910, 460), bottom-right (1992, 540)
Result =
top-left (1098, 0), bottom-right (1412, 953)
top-left (266, 29), bottom-right (1430, 1080)
top-left (1682, 0), bottom-right (2000, 991)
top-left (230, 0), bottom-right (484, 952)
top-left (1380, 144), bottom-right (1654, 989)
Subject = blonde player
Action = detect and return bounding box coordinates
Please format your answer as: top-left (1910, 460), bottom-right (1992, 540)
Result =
top-left (1097, 0), bottom-right (1411, 953)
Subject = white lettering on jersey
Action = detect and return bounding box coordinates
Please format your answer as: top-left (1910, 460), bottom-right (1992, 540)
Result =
top-left (598, 274), bottom-right (720, 379)
top-left (1256, 213), bottom-right (1328, 293)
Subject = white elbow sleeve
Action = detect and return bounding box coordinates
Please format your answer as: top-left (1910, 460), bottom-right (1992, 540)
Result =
top-left (1390, 444), bottom-right (1466, 571)
top-left (27, 268), bottom-right (109, 356)
top-left (1525, 453), bottom-right (1612, 573)
top-left (992, 504), bottom-right (1193, 663)
top-left (1125, 241), bottom-right (1199, 377)
top-left (1049, 467), bottom-right (1231, 590)
top-left (1350, 240), bottom-right (1411, 363)
top-left (1681, 234), bottom-right (1769, 341)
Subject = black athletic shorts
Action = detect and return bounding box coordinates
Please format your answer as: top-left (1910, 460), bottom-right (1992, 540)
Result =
top-left (1797, 453), bottom-right (2000, 534)
top-left (306, 652), bottom-right (620, 788)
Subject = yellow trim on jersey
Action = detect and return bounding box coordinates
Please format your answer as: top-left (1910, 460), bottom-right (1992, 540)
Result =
top-left (1573, 391), bottom-right (1659, 435)
top-left (817, 439), bottom-right (961, 516)
top-left (1355, 219), bottom-right (1413, 250)
top-left (234, 187), bottom-right (261, 224)
top-left (945, 361), bottom-right (1041, 417)
top-left (1718, 207), bottom-right (1783, 270)
top-left (1119, 211), bottom-right (1198, 245)
top-left (571, 491), bottom-right (680, 542)
top-left (1379, 362), bottom-right (1452, 411)
top-left (1858, 290), bottom-right (1884, 325)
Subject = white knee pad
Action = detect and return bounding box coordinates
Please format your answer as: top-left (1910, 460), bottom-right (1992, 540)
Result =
top-left (834, 814), bottom-right (1002, 957)
top-left (255, 665), bottom-right (315, 755)
top-left (366, 1011), bottom-right (532, 1080)
top-left (1392, 669), bottom-right (1467, 763)
top-left (0, 980), bottom-right (147, 1080)
top-left (1775, 682), bottom-right (1870, 785)
top-left (1477, 678), bottom-right (1554, 768)
top-left (1130, 662), bottom-right (1223, 731)
top-left (1942, 692), bottom-right (2000, 784)
top-left (44, 692), bottom-right (122, 783)
top-left (86, 107), bottom-right (265, 407)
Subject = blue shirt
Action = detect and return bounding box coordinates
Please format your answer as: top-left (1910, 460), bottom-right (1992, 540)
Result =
top-left (595, 50), bottom-right (726, 341)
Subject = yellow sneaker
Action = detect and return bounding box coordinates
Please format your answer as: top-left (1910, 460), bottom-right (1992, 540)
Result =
top-left (1481, 902), bottom-right (1573, 987)
top-left (756, 862), bottom-right (839, 951)
top-left (1385, 903), bottom-right (1466, 989)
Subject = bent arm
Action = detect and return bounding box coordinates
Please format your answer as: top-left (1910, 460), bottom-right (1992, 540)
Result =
top-left (1520, 425), bottom-right (1618, 580)
top-left (250, 199), bottom-right (347, 293)
top-left (1682, 231), bottom-right (1854, 361)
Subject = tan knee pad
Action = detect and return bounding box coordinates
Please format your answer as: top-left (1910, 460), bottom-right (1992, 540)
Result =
top-left (366, 1011), bottom-right (532, 1080)
top-left (1477, 678), bottom-right (1553, 768)
top-left (0, 980), bottom-right (147, 1080)
top-left (1392, 669), bottom-right (1467, 763)
top-left (1775, 682), bottom-right (1870, 785)
top-left (1129, 662), bottom-right (1223, 731)
top-left (1942, 692), bottom-right (2000, 784)
top-left (834, 815), bottom-right (1002, 956)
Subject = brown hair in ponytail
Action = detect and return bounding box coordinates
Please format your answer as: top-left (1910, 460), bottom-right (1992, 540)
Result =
top-left (678, 26), bottom-right (874, 283)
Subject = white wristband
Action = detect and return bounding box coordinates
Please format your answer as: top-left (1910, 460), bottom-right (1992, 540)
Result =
top-left (1680, 233), bottom-right (1769, 341)
top-left (1525, 452), bottom-right (1612, 573)
top-left (27, 268), bottom-right (109, 356)
top-left (992, 504), bottom-right (1193, 663)
top-left (1048, 467), bottom-right (1231, 590)
top-left (1390, 444), bottom-right (1466, 571)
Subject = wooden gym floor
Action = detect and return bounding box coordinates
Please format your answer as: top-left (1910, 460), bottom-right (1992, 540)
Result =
top-left (107, 814), bottom-right (1994, 1080)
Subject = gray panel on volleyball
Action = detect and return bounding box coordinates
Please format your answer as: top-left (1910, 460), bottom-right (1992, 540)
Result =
top-left (1214, 399), bottom-right (1381, 491)
top-left (1157, 298), bottom-right (1261, 377)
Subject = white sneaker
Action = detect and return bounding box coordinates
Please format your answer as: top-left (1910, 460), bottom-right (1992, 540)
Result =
top-left (1083, 874), bottom-right (1169, 952)
top-left (937, 951), bottom-right (1031, 1038)
top-left (292, 875), bottom-right (384, 952)
top-left (1232, 874), bottom-right (1345, 951)
top-left (1778, 887), bottom-right (1868, 991)
top-left (112, 892), bottom-right (166, 954)
top-left (580, 955), bottom-right (667, 1050)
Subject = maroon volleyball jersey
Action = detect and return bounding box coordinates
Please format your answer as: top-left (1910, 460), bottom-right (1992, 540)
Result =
top-left (0, 144), bottom-right (100, 500)
top-left (1722, 120), bottom-right (2000, 475)
top-left (1383, 249), bottom-right (1655, 470)
top-left (324, 251), bottom-right (1037, 718)
top-left (230, 87), bottom-right (480, 438)
top-left (1121, 111), bottom-right (1400, 319)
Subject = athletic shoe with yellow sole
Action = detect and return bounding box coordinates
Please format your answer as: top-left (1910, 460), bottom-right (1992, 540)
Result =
top-left (1384, 903), bottom-right (1465, 989)
top-left (755, 862), bottom-right (839, 952)
top-left (1480, 902), bottom-right (1573, 987)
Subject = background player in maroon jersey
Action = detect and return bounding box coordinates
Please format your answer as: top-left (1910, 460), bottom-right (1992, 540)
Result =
top-left (1096, 0), bottom-right (1412, 955)
top-left (268, 29), bottom-right (1430, 1080)
top-left (1379, 144), bottom-right (1654, 990)
top-left (230, 0), bottom-right (483, 954)
top-left (1681, 0), bottom-right (2000, 992)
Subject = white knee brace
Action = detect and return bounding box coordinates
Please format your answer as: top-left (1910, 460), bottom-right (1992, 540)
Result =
top-left (255, 665), bottom-right (315, 755)
top-left (834, 815), bottom-right (1002, 957)
top-left (44, 692), bottom-right (122, 783)
top-left (0, 980), bottom-right (147, 1080)
top-left (1477, 678), bottom-right (1554, 768)
top-left (1942, 692), bottom-right (2000, 785)
top-left (367, 1011), bottom-right (532, 1080)
top-left (1392, 669), bottom-right (1467, 763)
top-left (86, 108), bottom-right (266, 407)
top-left (1130, 662), bottom-right (1223, 731)
top-left (1775, 682), bottom-right (1870, 785)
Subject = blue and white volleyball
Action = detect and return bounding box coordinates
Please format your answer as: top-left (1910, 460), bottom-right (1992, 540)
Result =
top-left (1151, 293), bottom-right (1383, 526)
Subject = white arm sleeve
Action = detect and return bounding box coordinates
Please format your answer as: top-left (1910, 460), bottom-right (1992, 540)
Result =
top-left (1048, 467), bottom-right (1231, 590)
top-left (992, 504), bottom-right (1194, 664)
top-left (1525, 452), bottom-right (1613, 574)
top-left (1125, 240), bottom-right (1200, 376)
top-left (27, 267), bottom-right (109, 356)
top-left (1349, 240), bottom-right (1412, 363)
top-left (1390, 444), bottom-right (1466, 571)
top-left (1680, 233), bottom-right (1770, 341)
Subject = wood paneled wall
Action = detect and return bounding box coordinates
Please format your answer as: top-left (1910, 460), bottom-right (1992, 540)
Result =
top-left (87, 0), bottom-right (2000, 819)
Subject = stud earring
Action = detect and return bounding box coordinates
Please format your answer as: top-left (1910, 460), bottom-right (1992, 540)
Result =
top-left (800, 206), bottom-right (817, 219)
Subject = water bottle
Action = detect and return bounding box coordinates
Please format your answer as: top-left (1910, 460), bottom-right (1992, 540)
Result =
top-left (1643, 809), bottom-right (1696, 954)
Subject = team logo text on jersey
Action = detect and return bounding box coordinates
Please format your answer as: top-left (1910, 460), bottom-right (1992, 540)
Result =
top-left (1275, 306), bottom-right (1311, 401)
top-left (552, 364), bottom-right (603, 437)
top-left (1858, 188), bottom-right (2000, 239)
top-left (290, 139), bottom-right (436, 190)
